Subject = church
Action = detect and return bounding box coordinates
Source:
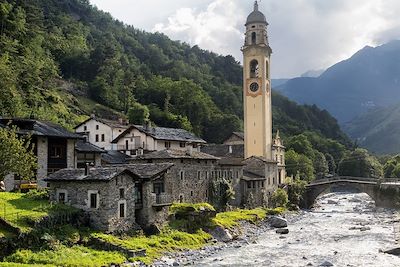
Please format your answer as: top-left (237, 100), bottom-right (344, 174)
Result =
top-left (203, 1), bottom-right (286, 205)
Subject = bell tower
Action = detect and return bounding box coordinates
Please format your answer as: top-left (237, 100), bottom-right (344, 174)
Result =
top-left (242, 1), bottom-right (273, 160)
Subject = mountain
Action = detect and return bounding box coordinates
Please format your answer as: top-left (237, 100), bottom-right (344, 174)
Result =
top-left (272, 79), bottom-right (290, 89)
top-left (277, 41), bottom-right (400, 123)
top-left (343, 104), bottom-right (400, 154)
top-left (300, 69), bottom-right (324, 78)
top-left (0, 0), bottom-right (349, 145)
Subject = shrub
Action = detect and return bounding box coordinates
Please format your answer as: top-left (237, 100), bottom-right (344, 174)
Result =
top-left (24, 189), bottom-right (49, 200)
top-left (271, 189), bottom-right (288, 208)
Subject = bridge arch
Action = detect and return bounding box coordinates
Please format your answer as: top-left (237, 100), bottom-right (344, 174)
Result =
top-left (302, 178), bottom-right (379, 209)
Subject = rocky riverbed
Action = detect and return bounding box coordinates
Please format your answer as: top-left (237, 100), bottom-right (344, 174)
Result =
top-left (154, 192), bottom-right (400, 267)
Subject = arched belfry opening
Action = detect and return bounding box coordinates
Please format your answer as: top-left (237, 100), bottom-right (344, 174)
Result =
top-left (265, 60), bottom-right (269, 79)
top-left (250, 59), bottom-right (259, 78)
top-left (251, 32), bottom-right (256, 44)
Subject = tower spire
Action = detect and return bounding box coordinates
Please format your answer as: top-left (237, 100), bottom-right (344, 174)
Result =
top-left (254, 1), bottom-right (259, 11)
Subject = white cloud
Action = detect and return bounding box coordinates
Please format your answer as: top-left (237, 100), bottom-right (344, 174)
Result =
top-left (90, 0), bottom-right (400, 78)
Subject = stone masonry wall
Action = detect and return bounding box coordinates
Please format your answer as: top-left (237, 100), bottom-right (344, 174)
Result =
top-left (49, 173), bottom-right (136, 232)
top-left (36, 137), bottom-right (48, 188)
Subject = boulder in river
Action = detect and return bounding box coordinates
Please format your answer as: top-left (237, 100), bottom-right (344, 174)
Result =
top-left (276, 228), bottom-right (289, 234)
top-left (382, 247), bottom-right (400, 256)
top-left (269, 216), bottom-right (288, 228)
top-left (327, 200), bottom-right (338, 205)
top-left (210, 226), bottom-right (233, 242)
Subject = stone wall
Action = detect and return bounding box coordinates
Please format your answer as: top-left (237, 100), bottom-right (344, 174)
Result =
top-left (36, 137), bottom-right (48, 188)
top-left (49, 173), bottom-right (137, 232)
top-left (67, 139), bottom-right (76, 169)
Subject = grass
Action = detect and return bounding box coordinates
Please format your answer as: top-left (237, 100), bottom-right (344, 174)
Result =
top-left (3, 246), bottom-right (126, 267)
top-left (92, 229), bottom-right (212, 265)
top-left (212, 207), bottom-right (284, 229)
top-left (0, 192), bottom-right (76, 232)
top-left (0, 263), bottom-right (54, 267)
top-left (169, 202), bottom-right (215, 214)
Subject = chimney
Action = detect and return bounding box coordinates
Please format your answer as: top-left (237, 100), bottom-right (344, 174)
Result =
top-left (90, 114), bottom-right (95, 119)
top-left (85, 163), bottom-right (90, 176)
top-left (137, 148), bottom-right (143, 156)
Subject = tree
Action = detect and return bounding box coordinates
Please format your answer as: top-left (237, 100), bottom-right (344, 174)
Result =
top-left (0, 127), bottom-right (37, 180)
top-left (314, 151), bottom-right (329, 179)
top-left (287, 179), bottom-right (307, 209)
top-left (128, 102), bottom-right (150, 125)
top-left (286, 149), bottom-right (315, 182)
top-left (271, 188), bottom-right (288, 208)
top-left (338, 149), bottom-right (383, 178)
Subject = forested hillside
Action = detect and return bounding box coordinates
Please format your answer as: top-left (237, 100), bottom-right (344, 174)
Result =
top-left (0, 0), bottom-right (349, 145)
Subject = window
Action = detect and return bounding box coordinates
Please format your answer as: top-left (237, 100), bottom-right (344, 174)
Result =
top-left (119, 201), bottom-right (126, 218)
top-left (190, 191), bottom-right (193, 196)
top-left (153, 181), bottom-right (165, 194)
top-left (96, 125), bottom-right (99, 130)
top-left (84, 126), bottom-right (87, 131)
top-left (180, 142), bottom-right (186, 148)
top-left (261, 181), bottom-right (265, 188)
top-left (180, 171), bottom-right (184, 180)
top-left (251, 32), bottom-right (256, 44)
top-left (119, 188), bottom-right (125, 199)
top-left (57, 191), bottom-right (67, 204)
top-left (179, 195), bottom-right (183, 203)
top-left (280, 155), bottom-right (283, 164)
top-left (49, 145), bottom-right (65, 159)
top-left (266, 60), bottom-right (269, 79)
top-left (101, 134), bottom-right (105, 142)
top-left (89, 193), bottom-right (98, 209)
top-left (95, 135), bottom-right (99, 142)
top-left (134, 184), bottom-right (142, 205)
top-left (247, 181), bottom-right (251, 189)
top-left (250, 60), bottom-right (259, 78)
top-left (197, 171), bottom-right (201, 179)
top-left (165, 141), bottom-right (171, 149)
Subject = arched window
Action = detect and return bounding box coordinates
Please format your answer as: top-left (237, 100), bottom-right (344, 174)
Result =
top-left (250, 59), bottom-right (259, 78)
top-left (251, 32), bottom-right (256, 44)
top-left (266, 60), bottom-right (269, 79)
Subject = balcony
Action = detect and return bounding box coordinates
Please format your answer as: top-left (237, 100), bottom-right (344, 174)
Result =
top-left (151, 193), bottom-right (173, 208)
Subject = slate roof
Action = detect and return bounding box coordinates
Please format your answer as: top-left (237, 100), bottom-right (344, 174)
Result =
top-left (44, 163), bottom-right (174, 182)
top-left (112, 125), bottom-right (206, 144)
top-left (76, 140), bottom-right (105, 153)
top-left (0, 118), bottom-right (82, 139)
top-left (218, 157), bottom-right (245, 166)
top-left (231, 132), bottom-right (244, 140)
top-left (201, 144), bottom-right (244, 158)
top-left (135, 149), bottom-right (219, 160)
top-left (242, 170), bottom-right (266, 181)
top-left (102, 150), bottom-right (133, 165)
top-left (74, 117), bottom-right (129, 130)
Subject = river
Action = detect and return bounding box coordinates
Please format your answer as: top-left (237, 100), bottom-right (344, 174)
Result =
top-left (193, 192), bottom-right (400, 267)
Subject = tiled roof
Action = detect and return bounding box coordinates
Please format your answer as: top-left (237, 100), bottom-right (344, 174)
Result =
top-left (112, 125), bottom-right (206, 144)
top-left (102, 150), bottom-right (133, 165)
top-left (76, 140), bottom-right (105, 153)
top-left (44, 163), bottom-right (174, 182)
top-left (201, 144), bottom-right (244, 158)
top-left (135, 149), bottom-right (219, 160)
top-left (0, 118), bottom-right (82, 139)
top-left (74, 117), bottom-right (129, 130)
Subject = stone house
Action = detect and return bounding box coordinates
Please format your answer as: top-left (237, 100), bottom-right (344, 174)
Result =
top-left (75, 140), bottom-right (105, 168)
top-left (111, 124), bottom-right (206, 156)
top-left (0, 118), bottom-right (82, 191)
top-left (223, 132), bottom-right (244, 145)
top-left (45, 163), bottom-right (174, 232)
top-left (74, 117), bottom-right (129, 150)
top-left (132, 149), bottom-right (220, 204)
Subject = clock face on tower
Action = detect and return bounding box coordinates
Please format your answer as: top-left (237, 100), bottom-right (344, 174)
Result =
top-left (249, 82), bottom-right (259, 92)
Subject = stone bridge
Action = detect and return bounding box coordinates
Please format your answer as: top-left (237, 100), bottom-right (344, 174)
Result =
top-left (302, 176), bottom-right (400, 209)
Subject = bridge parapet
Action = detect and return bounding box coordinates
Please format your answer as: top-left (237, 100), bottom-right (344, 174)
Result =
top-left (308, 176), bottom-right (379, 185)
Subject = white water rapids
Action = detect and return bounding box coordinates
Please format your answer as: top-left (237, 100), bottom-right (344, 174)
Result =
top-left (193, 192), bottom-right (400, 267)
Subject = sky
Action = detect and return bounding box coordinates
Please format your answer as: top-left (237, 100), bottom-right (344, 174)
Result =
top-left (89, 0), bottom-right (400, 78)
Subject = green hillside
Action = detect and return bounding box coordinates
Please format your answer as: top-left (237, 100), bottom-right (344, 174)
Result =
top-left (0, 0), bottom-right (349, 145)
top-left (343, 104), bottom-right (400, 154)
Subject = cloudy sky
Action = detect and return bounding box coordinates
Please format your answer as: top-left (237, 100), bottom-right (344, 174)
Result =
top-left (90, 0), bottom-right (400, 78)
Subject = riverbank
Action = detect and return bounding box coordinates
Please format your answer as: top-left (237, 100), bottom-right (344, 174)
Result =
top-left (179, 192), bottom-right (400, 267)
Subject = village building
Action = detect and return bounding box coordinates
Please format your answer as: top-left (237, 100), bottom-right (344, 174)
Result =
top-left (45, 163), bottom-right (174, 232)
top-left (132, 149), bottom-right (219, 204)
top-left (75, 140), bottom-right (105, 168)
top-left (0, 118), bottom-right (82, 191)
top-left (74, 117), bottom-right (130, 150)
